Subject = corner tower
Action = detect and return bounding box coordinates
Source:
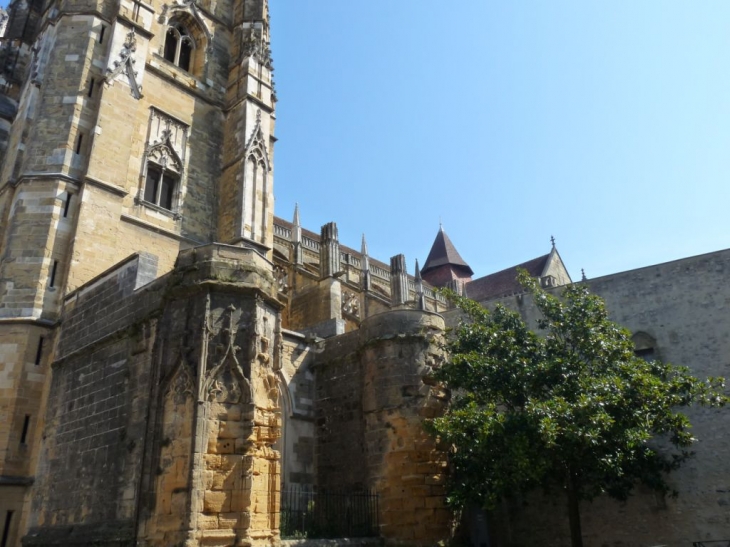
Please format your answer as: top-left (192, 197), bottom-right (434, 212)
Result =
top-left (218, 0), bottom-right (276, 256)
top-left (0, 0), bottom-right (277, 543)
top-left (420, 226), bottom-right (474, 288)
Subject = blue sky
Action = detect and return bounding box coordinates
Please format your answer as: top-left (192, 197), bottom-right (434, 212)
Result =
top-left (269, 1), bottom-right (730, 281)
top-left (3, 1), bottom-right (725, 280)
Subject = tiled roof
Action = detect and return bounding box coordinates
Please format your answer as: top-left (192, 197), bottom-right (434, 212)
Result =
top-left (465, 254), bottom-right (550, 302)
top-left (421, 228), bottom-right (474, 276)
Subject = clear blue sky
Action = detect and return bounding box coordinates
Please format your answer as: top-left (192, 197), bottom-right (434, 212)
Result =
top-left (3, 1), bottom-right (726, 280)
top-left (269, 1), bottom-right (730, 281)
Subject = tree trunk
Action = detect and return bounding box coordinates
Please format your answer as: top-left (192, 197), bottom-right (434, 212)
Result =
top-left (566, 474), bottom-right (584, 547)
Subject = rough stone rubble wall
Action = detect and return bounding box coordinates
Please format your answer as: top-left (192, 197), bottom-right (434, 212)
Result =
top-left (315, 310), bottom-right (451, 545)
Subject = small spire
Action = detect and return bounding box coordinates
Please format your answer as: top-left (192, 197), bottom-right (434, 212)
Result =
top-left (361, 235), bottom-right (371, 291)
top-left (439, 217), bottom-right (443, 232)
top-left (581, 268), bottom-right (587, 281)
top-left (550, 235), bottom-right (556, 248)
top-left (415, 258), bottom-right (426, 310)
top-left (292, 203), bottom-right (302, 264)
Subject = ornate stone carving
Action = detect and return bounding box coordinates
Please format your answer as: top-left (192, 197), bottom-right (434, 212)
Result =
top-left (202, 304), bottom-right (252, 404)
top-left (242, 24), bottom-right (273, 69)
top-left (274, 265), bottom-right (288, 294)
top-left (244, 109), bottom-right (271, 171)
top-left (167, 359), bottom-right (195, 405)
top-left (253, 300), bottom-right (280, 403)
top-left (146, 108), bottom-right (188, 167)
top-left (105, 29), bottom-right (142, 99)
top-left (342, 290), bottom-right (360, 318)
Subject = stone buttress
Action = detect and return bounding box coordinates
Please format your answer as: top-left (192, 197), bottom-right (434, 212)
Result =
top-left (23, 245), bottom-right (283, 547)
top-left (137, 245), bottom-right (282, 547)
top-left (217, 0), bottom-right (276, 255)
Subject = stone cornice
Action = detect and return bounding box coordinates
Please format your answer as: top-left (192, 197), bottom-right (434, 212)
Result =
top-left (84, 175), bottom-right (128, 197)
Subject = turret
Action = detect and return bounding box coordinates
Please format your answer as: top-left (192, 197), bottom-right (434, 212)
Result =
top-left (420, 225), bottom-right (473, 288)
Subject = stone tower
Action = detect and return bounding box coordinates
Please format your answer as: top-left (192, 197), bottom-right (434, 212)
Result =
top-left (0, 0), bottom-right (277, 544)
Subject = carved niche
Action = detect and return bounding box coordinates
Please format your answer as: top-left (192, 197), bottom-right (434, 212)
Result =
top-left (203, 304), bottom-right (252, 405)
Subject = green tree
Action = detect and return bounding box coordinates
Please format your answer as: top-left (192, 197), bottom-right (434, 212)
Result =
top-left (428, 271), bottom-right (727, 547)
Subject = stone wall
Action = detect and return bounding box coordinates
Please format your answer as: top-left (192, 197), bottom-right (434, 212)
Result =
top-left (481, 249), bottom-right (730, 547)
top-left (279, 332), bottom-right (316, 488)
top-left (315, 309), bottom-right (451, 546)
top-left (24, 253), bottom-right (163, 546)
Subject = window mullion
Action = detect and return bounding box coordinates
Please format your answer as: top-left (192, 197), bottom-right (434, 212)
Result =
top-left (156, 169), bottom-right (164, 205)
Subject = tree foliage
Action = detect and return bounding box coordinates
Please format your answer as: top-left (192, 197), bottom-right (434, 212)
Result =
top-left (427, 271), bottom-right (727, 546)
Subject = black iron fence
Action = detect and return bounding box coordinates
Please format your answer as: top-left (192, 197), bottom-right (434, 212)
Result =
top-left (280, 485), bottom-right (379, 539)
top-left (693, 542), bottom-right (730, 547)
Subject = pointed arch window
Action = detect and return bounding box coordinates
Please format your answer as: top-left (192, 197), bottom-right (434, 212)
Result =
top-left (164, 22), bottom-right (195, 72)
top-left (144, 161), bottom-right (178, 210)
top-left (143, 142), bottom-right (182, 211)
top-left (140, 109), bottom-right (189, 215)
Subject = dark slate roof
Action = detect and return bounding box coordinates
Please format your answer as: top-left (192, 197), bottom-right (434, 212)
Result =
top-left (421, 228), bottom-right (474, 276)
top-left (465, 254), bottom-right (550, 302)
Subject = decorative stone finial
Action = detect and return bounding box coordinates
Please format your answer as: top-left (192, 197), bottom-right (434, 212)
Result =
top-left (551, 235), bottom-right (556, 248)
top-left (415, 259), bottom-right (425, 310)
top-left (581, 268), bottom-right (587, 281)
top-left (390, 254), bottom-right (409, 306)
top-left (361, 234), bottom-right (371, 291)
top-left (293, 203), bottom-right (300, 226)
top-left (320, 222), bottom-right (340, 278)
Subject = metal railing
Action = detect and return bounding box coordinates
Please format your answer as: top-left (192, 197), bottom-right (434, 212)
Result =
top-left (693, 542), bottom-right (730, 547)
top-left (280, 485), bottom-right (379, 539)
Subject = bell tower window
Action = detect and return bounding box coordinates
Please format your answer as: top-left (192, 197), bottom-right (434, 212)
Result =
top-left (164, 23), bottom-right (195, 72)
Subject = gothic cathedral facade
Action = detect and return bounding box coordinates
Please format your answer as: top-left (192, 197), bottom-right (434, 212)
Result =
top-left (0, 1), bottom-right (728, 546)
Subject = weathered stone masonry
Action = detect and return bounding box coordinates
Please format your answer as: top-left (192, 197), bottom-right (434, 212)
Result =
top-left (25, 245), bottom-right (284, 547)
top-left (315, 310), bottom-right (451, 545)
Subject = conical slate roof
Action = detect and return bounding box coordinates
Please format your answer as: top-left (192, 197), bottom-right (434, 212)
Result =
top-left (421, 227), bottom-right (474, 276)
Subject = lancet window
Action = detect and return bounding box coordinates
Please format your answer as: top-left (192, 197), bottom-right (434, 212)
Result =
top-left (164, 22), bottom-right (195, 72)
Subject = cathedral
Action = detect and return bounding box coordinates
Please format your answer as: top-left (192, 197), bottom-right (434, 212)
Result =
top-left (0, 1), bottom-right (727, 546)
